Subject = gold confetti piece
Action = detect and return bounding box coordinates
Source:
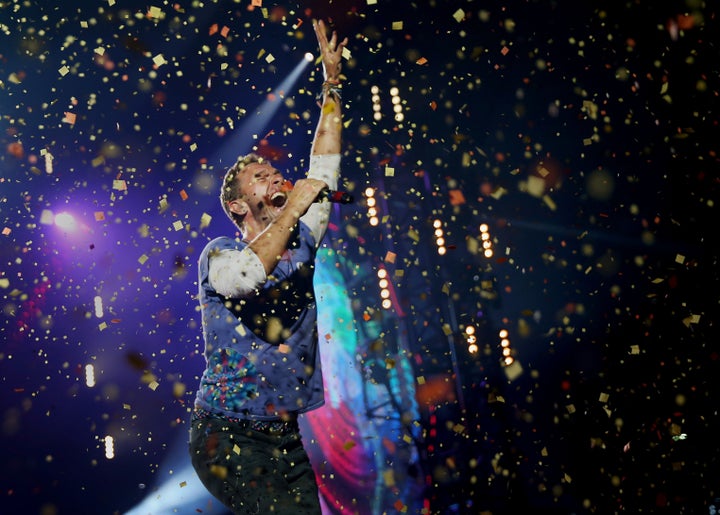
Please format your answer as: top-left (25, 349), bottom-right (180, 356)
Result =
top-left (542, 194), bottom-right (557, 211)
top-left (113, 179), bottom-right (127, 191)
top-left (504, 360), bottom-right (523, 381)
top-left (383, 469), bottom-right (395, 487)
top-left (173, 382), bottom-right (186, 398)
top-left (200, 213), bottom-right (212, 229)
top-left (138, 254), bottom-right (149, 264)
top-left (526, 175), bottom-right (545, 197)
top-left (416, 376), bottom-right (425, 385)
top-left (491, 186), bottom-right (507, 199)
top-left (278, 343), bottom-right (291, 354)
top-left (367, 0), bottom-right (377, 4)
top-left (2, 227), bottom-right (11, 236)
top-left (675, 254), bottom-right (685, 264)
top-left (342, 47), bottom-right (351, 60)
top-left (210, 464), bottom-right (228, 479)
top-left (630, 345), bottom-right (640, 354)
top-left (148, 6), bottom-right (163, 19)
top-left (384, 251), bottom-right (396, 264)
top-left (682, 314), bottom-right (701, 327)
top-left (392, 21), bottom-right (403, 30)
top-left (172, 220), bottom-right (183, 231)
top-left (385, 166), bottom-right (395, 177)
top-left (94, 211), bottom-right (105, 221)
top-left (265, 54), bottom-right (275, 63)
top-left (0, 278), bottom-right (9, 288)
top-left (235, 324), bottom-right (246, 336)
top-left (233, 444), bottom-right (241, 455)
top-left (123, 404), bottom-right (131, 410)
top-left (40, 209), bottom-right (54, 225)
top-left (541, 447), bottom-right (548, 456)
top-left (453, 8), bottom-right (465, 22)
top-left (599, 392), bottom-right (609, 403)
top-left (452, 424), bottom-right (466, 434)
top-left (566, 404), bottom-right (576, 414)
top-left (94, 46), bottom-right (105, 56)
top-left (58, 65), bottom-right (70, 76)
top-left (98, 321), bottom-right (107, 331)
top-left (148, 380), bottom-right (159, 391)
top-left (251, 0), bottom-right (262, 6)
top-left (343, 440), bottom-right (356, 450)
top-left (152, 54), bottom-right (167, 67)
top-left (179, 481), bottom-right (187, 488)
top-left (416, 57), bottom-right (428, 65)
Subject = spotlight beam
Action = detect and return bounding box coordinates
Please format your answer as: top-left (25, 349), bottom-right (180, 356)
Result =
top-left (218, 56), bottom-right (312, 165)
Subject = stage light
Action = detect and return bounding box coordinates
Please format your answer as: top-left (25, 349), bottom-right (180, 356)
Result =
top-left (94, 296), bottom-right (104, 318)
top-left (85, 364), bottom-right (96, 388)
top-left (498, 329), bottom-right (514, 365)
top-left (304, 52), bottom-right (314, 62)
top-left (377, 267), bottom-right (393, 309)
top-left (479, 223), bottom-right (494, 258)
top-left (365, 187), bottom-right (379, 226)
top-left (465, 325), bottom-right (479, 354)
top-left (54, 212), bottom-right (78, 232)
top-left (104, 435), bottom-right (115, 460)
top-left (432, 219), bottom-right (446, 255)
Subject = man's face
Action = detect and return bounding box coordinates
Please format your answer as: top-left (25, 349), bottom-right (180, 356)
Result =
top-left (236, 161), bottom-right (288, 222)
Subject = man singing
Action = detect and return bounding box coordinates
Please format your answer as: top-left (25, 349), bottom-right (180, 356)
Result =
top-left (189, 19), bottom-right (348, 515)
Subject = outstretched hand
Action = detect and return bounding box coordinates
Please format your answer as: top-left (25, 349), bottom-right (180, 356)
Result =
top-left (313, 19), bottom-right (348, 81)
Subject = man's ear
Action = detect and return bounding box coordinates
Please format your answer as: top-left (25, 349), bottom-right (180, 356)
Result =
top-left (228, 199), bottom-right (249, 217)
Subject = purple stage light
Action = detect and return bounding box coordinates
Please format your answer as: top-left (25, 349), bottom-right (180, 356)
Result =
top-left (54, 211), bottom-right (78, 232)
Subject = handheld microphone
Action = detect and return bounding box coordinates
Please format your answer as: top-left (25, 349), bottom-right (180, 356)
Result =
top-left (318, 189), bottom-right (354, 204)
top-left (279, 181), bottom-right (354, 204)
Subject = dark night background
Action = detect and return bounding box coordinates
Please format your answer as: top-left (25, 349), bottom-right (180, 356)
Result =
top-left (1, 0), bottom-right (718, 514)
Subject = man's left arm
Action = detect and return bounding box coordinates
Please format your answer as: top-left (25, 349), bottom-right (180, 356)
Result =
top-left (301, 19), bottom-right (347, 245)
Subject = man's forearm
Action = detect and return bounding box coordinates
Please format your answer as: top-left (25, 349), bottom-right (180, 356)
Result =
top-left (246, 207), bottom-right (301, 275)
top-left (311, 87), bottom-right (342, 155)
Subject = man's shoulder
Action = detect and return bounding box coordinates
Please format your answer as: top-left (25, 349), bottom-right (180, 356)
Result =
top-left (201, 236), bottom-right (244, 257)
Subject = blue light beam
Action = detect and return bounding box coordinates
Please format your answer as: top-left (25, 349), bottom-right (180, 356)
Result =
top-left (218, 56), bottom-right (313, 166)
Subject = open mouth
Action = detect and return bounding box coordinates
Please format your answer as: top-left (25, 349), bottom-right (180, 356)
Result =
top-left (269, 191), bottom-right (287, 207)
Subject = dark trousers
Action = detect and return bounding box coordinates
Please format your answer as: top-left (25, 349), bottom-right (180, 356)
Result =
top-left (189, 417), bottom-right (321, 515)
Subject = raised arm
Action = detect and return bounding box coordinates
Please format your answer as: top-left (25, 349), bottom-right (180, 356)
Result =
top-left (310, 19), bottom-right (347, 156)
top-left (300, 20), bottom-right (348, 243)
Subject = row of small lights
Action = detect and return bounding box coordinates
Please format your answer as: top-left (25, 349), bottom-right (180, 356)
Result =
top-left (371, 85), bottom-right (405, 123)
top-left (434, 220), bottom-right (494, 258)
top-left (465, 326), bottom-right (515, 366)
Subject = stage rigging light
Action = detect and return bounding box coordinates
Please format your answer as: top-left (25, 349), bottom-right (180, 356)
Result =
top-left (498, 328), bottom-right (514, 365)
top-left (479, 223), bottom-right (493, 258)
top-left (365, 187), bottom-right (379, 226)
top-left (432, 219), bottom-right (446, 255)
top-left (465, 325), bottom-right (479, 354)
top-left (377, 267), bottom-right (393, 310)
